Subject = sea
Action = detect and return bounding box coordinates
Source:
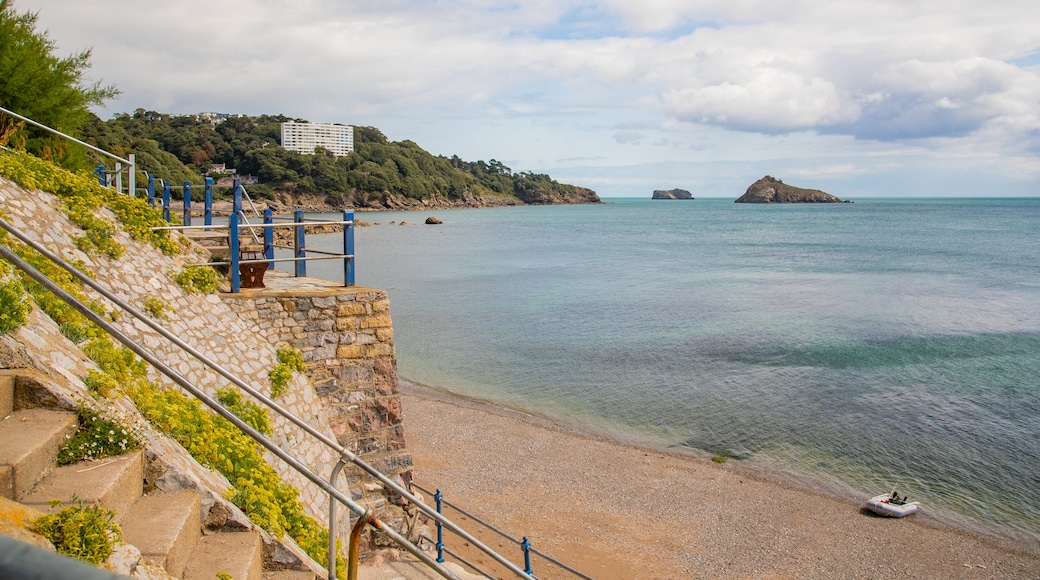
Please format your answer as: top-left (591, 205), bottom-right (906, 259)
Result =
top-left (296, 197), bottom-right (1040, 551)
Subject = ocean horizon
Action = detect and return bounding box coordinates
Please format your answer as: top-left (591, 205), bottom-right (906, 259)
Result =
top-left (298, 196), bottom-right (1040, 551)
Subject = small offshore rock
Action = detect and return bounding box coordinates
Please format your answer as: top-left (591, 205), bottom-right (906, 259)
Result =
top-left (652, 188), bottom-right (693, 200)
top-left (425, 217), bottom-right (443, 224)
top-left (735, 175), bottom-right (844, 203)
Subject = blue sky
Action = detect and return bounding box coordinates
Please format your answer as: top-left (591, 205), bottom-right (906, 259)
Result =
top-left (25, 0), bottom-right (1040, 197)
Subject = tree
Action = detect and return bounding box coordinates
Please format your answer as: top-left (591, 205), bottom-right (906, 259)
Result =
top-left (0, 0), bottom-right (117, 163)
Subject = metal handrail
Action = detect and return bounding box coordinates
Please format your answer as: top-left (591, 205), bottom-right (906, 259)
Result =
top-left (0, 216), bottom-right (535, 580)
top-left (0, 223), bottom-right (454, 579)
top-left (411, 482), bottom-right (593, 579)
top-left (0, 106), bottom-right (137, 197)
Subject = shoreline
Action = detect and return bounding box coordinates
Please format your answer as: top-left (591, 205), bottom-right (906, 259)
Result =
top-left (400, 380), bottom-right (1040, 579)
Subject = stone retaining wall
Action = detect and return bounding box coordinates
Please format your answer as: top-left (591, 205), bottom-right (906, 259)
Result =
top-left (222, 284), bottom-right (414, 534)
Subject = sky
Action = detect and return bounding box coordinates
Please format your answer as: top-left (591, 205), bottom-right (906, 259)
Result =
top-left (23, 0), bottom-right (1040, 197)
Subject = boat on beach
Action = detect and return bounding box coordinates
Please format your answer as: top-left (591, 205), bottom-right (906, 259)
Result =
top-left (865, 491), bottom-right (919, 517)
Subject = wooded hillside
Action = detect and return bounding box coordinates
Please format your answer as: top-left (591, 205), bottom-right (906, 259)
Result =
top-left (80, 110), bottom-right (599, 209)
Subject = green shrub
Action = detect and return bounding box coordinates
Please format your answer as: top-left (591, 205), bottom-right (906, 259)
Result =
top-left (58, 321), bottom-right (91, 344)
top-left (83, 338), bottom-right (147, 385)
top-left (171, 266), bottom-right (219, 294)
top-left (0, 278), bottom-right (29, 334)
top-left (83, 369), bottom-right (120, 398)
top-left (269, 346), bottom-right (306, 397)
top-left (143, 296), bottom-right (171, 320)
top-left (57, 407), bottom-right (139, 465)
top-left (277, 346), bottom-right (306, 371)
top-left (216, 387), bottom-right (272, 436)
top-left (85, 337), bottom-right (340, 568)
top-left (0, 149), bottom-right (179, 256)
top-left (33, 498), bottom-right (122, 565)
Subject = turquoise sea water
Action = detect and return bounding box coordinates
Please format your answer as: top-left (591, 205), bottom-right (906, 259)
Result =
top-left (302, 198), bottom-right (1040, 549)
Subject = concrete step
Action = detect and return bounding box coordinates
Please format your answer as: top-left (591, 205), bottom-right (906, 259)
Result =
top-left (183, 530), bottom-right (263, 580)
top-left (263, 570), bottom-right (315, 580)
top-left (21, 450), bottom-right (143, 516)
top-left (207, 246), bottom-right (231, 259)
top-left (0, 374), bottom-right (13, 495)
top-left (183, 229), bottom-right (230, 242)
top-left (0, 408), bottom-right (77, 500)
top-left (356, 560), bottom-right (483, 580)
top-left (119, 488), bottom-right (201, 577)
top-left (0, 372), bottom-right (13, 418)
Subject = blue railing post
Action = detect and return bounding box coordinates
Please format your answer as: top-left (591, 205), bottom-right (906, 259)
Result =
top-left (521, 537), bottom-right (533, 576)
top-left (343, 210), bottom-right (354, 286)
top-left (434, 490), bottom-right (444, 563)
top-left (232, 178), bottom-right (242, 216)
top-left (263, 208), bottom-right (274, 268)
top-left (162, 182), bottom-right (171, 223)
top-left (294, 210), bottom-right (306, 278)
top-left (204, 177), bottom-right (213, 227)
top-left (182, 182), bottom-right (192, 227)
top-left (146, 174), bottom-right (155, 208)
top-left (229, 212), bottom-right (240, 293)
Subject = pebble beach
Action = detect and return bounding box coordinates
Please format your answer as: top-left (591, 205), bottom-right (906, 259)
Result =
top-left (400, 384), bottom-right (1040, 579)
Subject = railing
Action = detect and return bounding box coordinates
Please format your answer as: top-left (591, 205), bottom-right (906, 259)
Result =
top-left (144, 175), bottom-right (265, 228)
top-left (0, 107), bottom-right (354, 293)
top-left (145, 175), bottom-right (356, 292)
top-left (0, 216), bottom-right (539, 580)
top-left (152, 209), bottom-right (355, 292)
top-left (0, 105), bottom-right (137, 197)
top-left (410, 482), bottom-right (593, 580)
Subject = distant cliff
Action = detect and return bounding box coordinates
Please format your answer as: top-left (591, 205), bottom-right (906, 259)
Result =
top-left (652, 188), bottom-right (693, 200)
top-left (735, 176), bottom-right (845, 203)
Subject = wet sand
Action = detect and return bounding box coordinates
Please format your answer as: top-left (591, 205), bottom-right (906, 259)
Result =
top-left (400, 384), bottom-right (1040, 579)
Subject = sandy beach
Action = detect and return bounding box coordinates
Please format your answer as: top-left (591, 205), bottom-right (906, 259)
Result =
top-left (400, 384), bottom-right (1040, 579)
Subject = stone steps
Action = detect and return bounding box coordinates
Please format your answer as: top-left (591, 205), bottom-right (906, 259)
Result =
top-left (0, 371), bottom-right (274, 579)
top-left (264, 570), bottom-right (316, 580)
top-left (21, 449), bottom-right (143, 517)
top-left (0, 372), bottom-right (13, 417)
top-left (119, 488), bottom-right (201, 577)
top-left (0, 407), bottom-right (78, 500)
top-left (183, 531), bottom-right (263, 580)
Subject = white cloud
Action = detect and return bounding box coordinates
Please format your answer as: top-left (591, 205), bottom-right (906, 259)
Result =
top-left (17, 0), bottom-right (1040, 196)
top-left (659, 68), bottom-right (858, 131)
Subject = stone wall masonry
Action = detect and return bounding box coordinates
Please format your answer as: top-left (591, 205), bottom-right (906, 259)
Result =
top-left (0, 177), bottom-right (413, 553)
top-left (222, 284), bottom-right (414, 521)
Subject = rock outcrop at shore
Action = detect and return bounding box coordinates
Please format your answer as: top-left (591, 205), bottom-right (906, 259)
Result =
top-left (735, 176), bottom-right (845, 203)
top-left (260, 186), bottom-right (600, 212)
top-left (652, 188), bottom-right (694, 200)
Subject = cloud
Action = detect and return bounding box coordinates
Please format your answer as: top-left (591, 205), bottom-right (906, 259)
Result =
top-left (20, 0), bottom-right (1040, 194)
top-left (613, 131), bottom-right (644, 144)
top-left (659, 67), bottom-right (859, 132)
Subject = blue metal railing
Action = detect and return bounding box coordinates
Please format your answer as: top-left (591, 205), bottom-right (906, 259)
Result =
top-left (153, 210), bottom-right (355, 293)
top-left (411, 481), bottom-right (593, 580)
top-left (1, 107), bottom-right (354, 294)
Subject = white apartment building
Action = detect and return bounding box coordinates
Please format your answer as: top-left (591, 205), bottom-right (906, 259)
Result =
top-left (279, 122), bottom-right (355, 156)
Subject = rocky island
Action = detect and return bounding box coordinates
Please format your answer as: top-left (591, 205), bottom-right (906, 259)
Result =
top-left (652, 188), bottom-right (693, 200)
top-left (735, 176), bottom-right (846, 203)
